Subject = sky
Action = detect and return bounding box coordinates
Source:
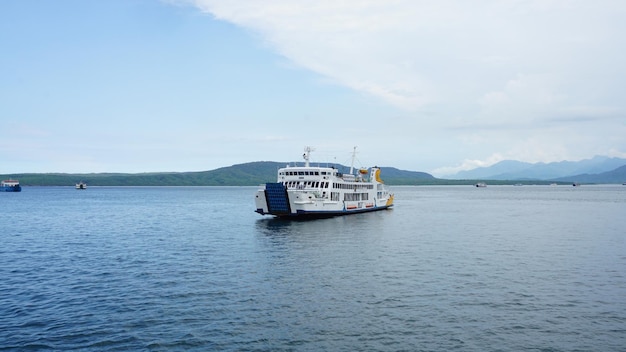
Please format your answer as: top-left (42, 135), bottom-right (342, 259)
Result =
top-left (1, 0), bottom-right (625, 177)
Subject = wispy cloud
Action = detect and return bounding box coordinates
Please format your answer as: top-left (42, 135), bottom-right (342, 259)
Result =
top-left (191, 0), bottom-right (625, 112)
top-left (187, 0), bottom-right (626, 172)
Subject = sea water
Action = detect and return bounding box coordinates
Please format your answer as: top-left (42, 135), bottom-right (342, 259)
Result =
top-left (1, 185), bottom-right (625, 351)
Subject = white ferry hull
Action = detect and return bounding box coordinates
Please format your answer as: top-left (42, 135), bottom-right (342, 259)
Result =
top-left (255, 184), bottom-right (393, 218)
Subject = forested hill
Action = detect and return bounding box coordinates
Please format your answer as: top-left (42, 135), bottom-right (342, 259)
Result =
top-left (2, 162), bottom-right (436, 186)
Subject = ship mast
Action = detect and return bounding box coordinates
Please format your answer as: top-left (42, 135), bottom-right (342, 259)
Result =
top-left (303, 146), bottom-right (314, 167)
top-left (349, 146), bottom-right (357, 174)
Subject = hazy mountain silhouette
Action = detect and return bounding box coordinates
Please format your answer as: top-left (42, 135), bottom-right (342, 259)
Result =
top-left (449, 156), bottom-right (626, 181)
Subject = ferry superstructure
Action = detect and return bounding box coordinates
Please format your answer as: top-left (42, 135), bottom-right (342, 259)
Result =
top-left (255, 147), bottom-right (394, 218)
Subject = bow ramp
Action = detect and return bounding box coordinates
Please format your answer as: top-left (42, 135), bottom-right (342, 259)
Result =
top-left (264, 183), bottom-right (290, 215)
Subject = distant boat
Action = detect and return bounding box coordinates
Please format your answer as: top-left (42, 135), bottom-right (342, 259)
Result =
top-left (1, 179), bottom-right (22, 192)
top-left (75, 181), bottom-right (87, 190)
top-left (475, 182), bottom-right (487, 187)
top-left (572, 183), bottom-right (580, 187)
top-left (550, 183), bottom-right (558, 186)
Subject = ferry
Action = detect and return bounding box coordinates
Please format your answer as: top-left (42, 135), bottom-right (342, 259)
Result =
top-left (1, 179), bottom-right (22, 192)
top-left (255, 147), bottom-right (394, 218)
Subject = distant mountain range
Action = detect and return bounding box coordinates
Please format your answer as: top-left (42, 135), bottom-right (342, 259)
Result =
top-left (1, 162), bottom-right (437, 187)
top-left (4, 156), bottom-right (625, 186)
top-left (447, 156), bottom-right (626, 183)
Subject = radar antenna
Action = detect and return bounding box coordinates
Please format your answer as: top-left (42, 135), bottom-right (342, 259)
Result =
top-left (303, 146), bottom-right (315, 167)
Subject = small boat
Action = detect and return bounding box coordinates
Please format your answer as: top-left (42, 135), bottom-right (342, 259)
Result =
top-left (255, 147), bottom-right (394, 218)
top-left (475, 182), bottom-right (487, 187)
top-left (76, 181), bottom-right (87, 190)
top-left (1, 179), bottom-right (22, 192)
top-left (572, 183), bottom-right (580, 187)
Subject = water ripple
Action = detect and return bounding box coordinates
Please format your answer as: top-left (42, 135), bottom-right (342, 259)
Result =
top-left (1, 186), bottom-right (625, 351)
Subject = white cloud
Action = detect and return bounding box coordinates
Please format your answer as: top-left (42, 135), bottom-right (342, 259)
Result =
top-left (187, 0), bottom-right (626, 172)
top-left (190, 0), bottom-right (625, 112)
top-left (432, 153), bottom-right (506, 176)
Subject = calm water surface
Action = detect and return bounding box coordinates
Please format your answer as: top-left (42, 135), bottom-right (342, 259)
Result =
top-left (1, 185), bottom-right (625, 351)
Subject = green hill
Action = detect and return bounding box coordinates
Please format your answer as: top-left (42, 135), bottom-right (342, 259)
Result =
top-left (4, 161), bottom-right (573, 186)
top-left (2, 162), bottom-right (438, 186)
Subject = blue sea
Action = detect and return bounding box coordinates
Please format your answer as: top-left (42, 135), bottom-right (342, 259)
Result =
top-left (2, 185), bottom-right (625, 351)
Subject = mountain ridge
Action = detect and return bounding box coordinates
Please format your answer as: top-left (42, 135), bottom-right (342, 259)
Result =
top-left (0, 162), bottom-right (436, 186)
top-left (4, 157), bottom-right (625, 186)
top-left (448, 156), bottom-right (626, 181)
top-left (552, 165), bottom-right (626, 184)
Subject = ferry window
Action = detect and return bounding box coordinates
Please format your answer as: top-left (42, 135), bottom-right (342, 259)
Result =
top-left (298, 171), bottom-right (304, 175)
